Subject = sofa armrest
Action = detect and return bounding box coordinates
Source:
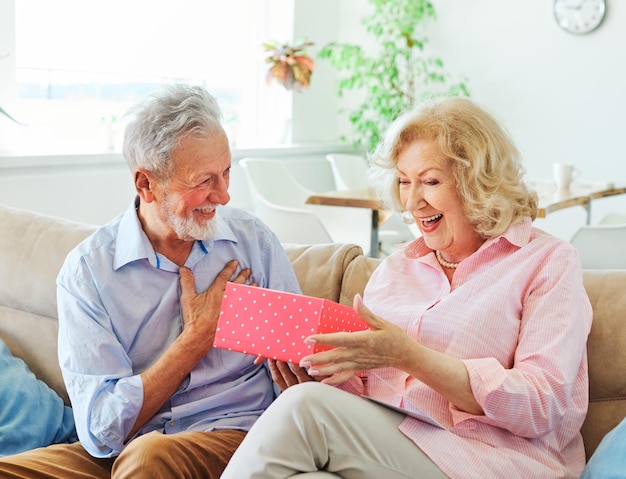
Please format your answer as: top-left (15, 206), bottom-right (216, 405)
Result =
top-left (339, 255), bottom-right (382, 307)
top-left (283, 243), bottom-right (364, 303)
top-left (581, 269), bottom-right (626, 459)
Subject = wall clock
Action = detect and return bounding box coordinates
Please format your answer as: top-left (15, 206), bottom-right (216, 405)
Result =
top-left (553, 0), bottom-right (606, 34)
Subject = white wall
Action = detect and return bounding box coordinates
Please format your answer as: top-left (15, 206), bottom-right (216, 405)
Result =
top-left (0, 0), bottom-right (17, 150)
top-left (291, 0), bottom-right (341, 144)
top-left (427, 0), bottom-right (624, 183)
top-left (432, 0), bottom-right (626, 238)
top-left (0, 154), bottom-right (135, 225)
top-left (0, 147), bottom-right (345, 225)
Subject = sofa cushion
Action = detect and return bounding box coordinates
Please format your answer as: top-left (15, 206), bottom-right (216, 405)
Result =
top-left (0, 204), bottom-right (96, 319)
top-left (0, 306), bottom-right (68, 405)
top-left (0, 338), bottom-right (77, 457)
top-left (283, 243), bottom-right (363, 304)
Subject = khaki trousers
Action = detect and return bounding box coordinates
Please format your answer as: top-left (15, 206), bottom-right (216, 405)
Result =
top-left (221, 382), bottom-right (448, 479)
top-left (0, 429), bottom-right (246, 479)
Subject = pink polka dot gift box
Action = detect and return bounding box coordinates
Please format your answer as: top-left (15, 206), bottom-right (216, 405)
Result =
top-left (215, 282), bottom-right (368, 363)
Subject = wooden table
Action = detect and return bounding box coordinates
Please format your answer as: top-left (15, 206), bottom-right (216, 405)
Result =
top-left (306, 187), bottom-right (388, 257)
top-left (535, 182), bottom-right (626, 224)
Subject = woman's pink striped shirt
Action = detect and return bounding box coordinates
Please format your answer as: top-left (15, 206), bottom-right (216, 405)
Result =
top-left (360, 218), bottom-right (592, 478)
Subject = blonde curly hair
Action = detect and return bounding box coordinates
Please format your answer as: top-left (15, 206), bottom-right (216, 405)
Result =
top-left (369, 97), bottom-right (537, 238)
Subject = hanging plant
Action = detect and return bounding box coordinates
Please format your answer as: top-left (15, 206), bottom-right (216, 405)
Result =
top-left (263, 39), bottom-right (316, 92)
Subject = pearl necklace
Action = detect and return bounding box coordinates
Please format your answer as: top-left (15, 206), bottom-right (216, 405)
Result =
top-left (435, 250), bottom-right (460, 269)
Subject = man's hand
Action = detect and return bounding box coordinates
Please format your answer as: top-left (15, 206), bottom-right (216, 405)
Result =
top-left (178, 261), bottom-right (252, 353)
top-left (132, 261), bottom-right (254, 440)
top-left (266, 360), bottom-right (316, 391)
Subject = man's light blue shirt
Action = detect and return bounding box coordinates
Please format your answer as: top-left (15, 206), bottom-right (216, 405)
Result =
top-left (56, 200), bottom-right (301, 458)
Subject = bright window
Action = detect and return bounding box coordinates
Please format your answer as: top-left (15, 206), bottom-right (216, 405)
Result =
top-left (14, 0), bottom-right (294, 151)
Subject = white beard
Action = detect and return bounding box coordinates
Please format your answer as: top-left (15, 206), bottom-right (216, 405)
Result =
top-left (162, 192), bottom-right (218, 241)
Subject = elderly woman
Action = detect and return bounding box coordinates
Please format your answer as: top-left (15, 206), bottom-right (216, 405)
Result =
top-left (221, 97), bottom-right (593, 479)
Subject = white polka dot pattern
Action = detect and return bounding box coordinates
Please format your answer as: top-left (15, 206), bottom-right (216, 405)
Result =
top-left (214, 282), bottom-right (368, 363)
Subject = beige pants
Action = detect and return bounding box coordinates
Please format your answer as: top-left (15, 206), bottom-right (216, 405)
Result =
top-left (0, 429), bottom-right (246, 479)
top-left (221, 382), bottom-right (448, 479)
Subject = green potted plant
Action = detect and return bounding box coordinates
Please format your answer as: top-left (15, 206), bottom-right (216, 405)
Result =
top-left (319, 0), bottom-right (470, 152)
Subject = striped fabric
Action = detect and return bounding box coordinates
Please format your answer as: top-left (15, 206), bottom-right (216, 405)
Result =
top-left (362, 218), bottom-right (592, 478)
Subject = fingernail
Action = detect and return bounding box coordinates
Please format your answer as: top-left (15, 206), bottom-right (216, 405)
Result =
top-left (305, 337), bottom-right (316, 344)
top-left (300, 361), bottom-right (311, 368)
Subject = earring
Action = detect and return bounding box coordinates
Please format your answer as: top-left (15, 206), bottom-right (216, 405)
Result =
top-left (402, 211), bottom-right (415, 224)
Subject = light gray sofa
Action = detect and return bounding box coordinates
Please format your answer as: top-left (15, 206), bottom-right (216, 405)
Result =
top-left (0, 203), bottom-right (625, 461)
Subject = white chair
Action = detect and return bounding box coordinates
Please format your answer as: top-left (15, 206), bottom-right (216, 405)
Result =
top-left (240, 158), bottom-right (373, 253)
top-left (569, 224), bottom-right (626, 269)
top-left (238, 159), bottom-right (332, 245)
top-left (326, 153), bottom-right (418, 252)
top-left (598, 211), bottom-right (626, 225)
top-left (326, 153), bottom-right (369, 190)
top-left (227, 162), bottom-right (254, 212)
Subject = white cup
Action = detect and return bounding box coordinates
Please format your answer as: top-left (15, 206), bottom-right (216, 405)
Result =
top-left (553, 163), bottom-right (580, 190)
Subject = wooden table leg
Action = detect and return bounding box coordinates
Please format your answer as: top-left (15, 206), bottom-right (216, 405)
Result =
top-left (370, 209), bottom-right (379, 258)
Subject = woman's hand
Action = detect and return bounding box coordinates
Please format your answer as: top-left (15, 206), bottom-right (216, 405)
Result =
top-left (299, 294), bottom-right (417, 385)
top-left (297, 295), bottom-right (483, 415)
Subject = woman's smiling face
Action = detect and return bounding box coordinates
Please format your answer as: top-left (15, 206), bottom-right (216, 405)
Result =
top-left (397, 140), bottom-right (485, 263)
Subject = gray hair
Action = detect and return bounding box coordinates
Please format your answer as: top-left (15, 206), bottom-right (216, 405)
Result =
top-left (122, 84), bottom-right (224, 180)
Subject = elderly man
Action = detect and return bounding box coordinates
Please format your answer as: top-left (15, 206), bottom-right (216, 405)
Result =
top-left (0, 84), bottom-right (301, 478)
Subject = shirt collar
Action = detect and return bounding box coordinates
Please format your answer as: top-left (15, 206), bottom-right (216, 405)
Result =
top-left (113, 200), bottom-right (239, 270)
top-left (201, 205), bottom-right (239, 247)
